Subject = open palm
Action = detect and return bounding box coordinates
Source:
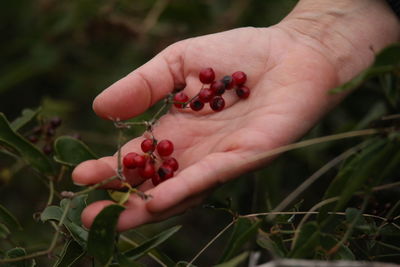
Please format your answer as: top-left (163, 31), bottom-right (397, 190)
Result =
top-left (72, 26), bottom-right (344, 231)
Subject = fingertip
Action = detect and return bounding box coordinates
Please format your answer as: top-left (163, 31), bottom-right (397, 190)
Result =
top-left (72, 159), bottom-right (118, 187)
top-left (81, 200), bottom-right (115, 229)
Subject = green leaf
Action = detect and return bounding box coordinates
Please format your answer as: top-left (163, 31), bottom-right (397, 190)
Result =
top-left (4, 247), bottom-right (36, 267)
top-left (87, 205), bottom-right (125, 265)
top-left (54, 136), bottom-right (97, 167)
top-left (0, 113), bottom-right (54, 175)
top-left (318, 137), bottom-right (396, 222)
top-left (175, 262), bottom-right (197, 267)
top-left (289, 222), bottom-right (320, 258)
top-left (64, 221), bottom-right (88, 248)
top-left (121, 230), bottom-right (177, 266)
top-left (40, 206), bottom-right (63, 222)
top-left (113, 253), bottom-right (145, 267)
top-left (10, 108), bottom-right (40, 131)
top-left (54, 239), bottom-right (85, 267)
top-left (0, 223), bottom-right (10, 239)
top-left (214, 252), bottom-right (249, 267)
top-left (320, 234), bottom-right (355, 260)
top-left (61, 195), bottom-right (87, 225)
top-left (256, 230), bottom-right (286, 257)
top-left (345, 208), bottom-right (371, 232)
top-left (0, 204), bottom-right (22, 230)
top-left (219, 218), bottom-right (261, 263)
top-left (124, 225), bottom-right (181, 260)
top-left (331, 44), bottom-right (400, 93)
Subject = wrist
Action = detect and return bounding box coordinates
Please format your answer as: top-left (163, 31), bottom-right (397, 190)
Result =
top-left (278, 0), bottom-right (400, 85)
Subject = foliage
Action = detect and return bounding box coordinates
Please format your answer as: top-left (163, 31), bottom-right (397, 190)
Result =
top-left (1, 0), bottom-right (400, 266)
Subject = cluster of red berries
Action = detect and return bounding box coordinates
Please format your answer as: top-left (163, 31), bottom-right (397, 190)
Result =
top-left (123, 138), bottom-right (178, 186)
top-left (173, 67), bottom-right (250, 112)
top-left (27, 117), bottom-right (62, 155)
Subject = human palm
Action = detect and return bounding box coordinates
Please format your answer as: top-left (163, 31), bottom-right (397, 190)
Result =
top-left (73, 26), bottom-right (343, 231)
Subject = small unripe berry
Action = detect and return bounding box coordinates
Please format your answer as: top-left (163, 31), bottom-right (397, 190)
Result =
top-left (50, 117), bottom-right (62, 128)
top-left (190, 97), bottom-right (204, 111)
top-left (231, 71), bottom-right (247, 85)
top-left (157, 140), bottom-right (174, 157)
top-left (141, 138), bottom-right (155, 153)
top-left (173, 92), bottom-right (189, 108)
top-left (210, 96), bottom-right (225, 112)
top-left (163, 157), bottom-right (179, 171)
top-left (236, 85), bottom-right (250, 99)
top-left (199, 68), bottom-right (215, 84)
top-left (198, 88), bottom-right (214, 103)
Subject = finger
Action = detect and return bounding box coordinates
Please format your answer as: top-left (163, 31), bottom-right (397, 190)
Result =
top-left (145, 152), bottom-right (249, 213)
top-left (72, 156), bottom-right (146, 189)
top-left (81, 193), bottom-right (205, 231)
top-left (93, 42), bottom-right (186, 120)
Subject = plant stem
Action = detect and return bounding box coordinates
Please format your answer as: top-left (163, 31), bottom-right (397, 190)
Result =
top-left (73, 176), bottom-right (120, 197)
top-left (269, 145), bottom-right (361, 220)
top-left (188, 219), bottom-right (236, 266)
top-left (0, 200), bottom-right (72, 263)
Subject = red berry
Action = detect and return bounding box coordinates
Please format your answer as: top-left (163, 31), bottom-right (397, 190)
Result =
top-left (42, 144), bottom-right (53, 155)
top-left (236, 85), bottom-right (250, 99)
top-left (134, 154), bottom-right (147, 168)
top-left (190, 97), bottom-right (204, 111)
top-left (198, 88), bottom-right (214, 103)
top-left (151, 174), bottom-right (161, 186)
top-left (141, 138), bottom-right (155, 153)
top-left (28, 135), bottom-right (38, 143)
top-left (157, 139), bottom-right (174, 157)
top-left (163, 157), bottom-right (179, 171)
top-left (173, 92), bottom-right (189, 108)
top-left (123, 152), bottom-right (139, 169)
top-left (199, 68), bottom-right (215, 84)
top-left (50, 117), bottom-right (62, 128)
top-left (158, 165), bottom-right (174, 180)
top-left (210, 80), bottom-right (225, 95)
top-left (221, 75), bottom-right (234, 89)
top-left (232, 71), bottom-right (247, 85)
top-left (210, 96), bottom-right (225, 112)
top-left (138, 161), bottom-right (156, 179)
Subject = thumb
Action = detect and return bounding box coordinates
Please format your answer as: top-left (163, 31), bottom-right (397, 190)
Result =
top-left (93, 42), bottom-right (186, 120)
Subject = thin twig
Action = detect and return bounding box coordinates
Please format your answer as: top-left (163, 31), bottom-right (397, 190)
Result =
top-left (269, 145), bottom-right (362, 220)
top-left (0, 200), bottom-right (72, 263)
top-left (188, 219), bottom-right (237, 266)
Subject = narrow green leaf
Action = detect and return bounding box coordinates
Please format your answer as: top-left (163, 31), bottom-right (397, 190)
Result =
top-left (331, 44), bottom-right (400, 93)
top-left (87, 205), bottom-right (125, 265)
top-left (54, 136), bottom-right (97, 167)
top-left (0, 113), bottom-right (54, 175)
top-left (0, 204), bottom-right (22, 230)
top-left (219, 218), bottom-right (261, 263)
top-left (256, 230), bottom-right (286, 257)
top-left (63, 221), bottom-right (88, 248)
top-left (113, 253), bottom-right (145, 267)
top-left (4, 247), bottom-right (36, 267)
top-left (124, 225), bottom-right (181, 261)
top-left (214, 252), bottom-right (249, 267)
top-left (61, 195), bottom-right (87, 225)
top-left (289, 222), bottom-right (320, 258)
top-left (10, 108), bottom-right (40, 131)
top-left (122, 230), bottom-right (177, 266)
top-left (40, 206), bottom-right (63, 222)
top-left (0, 223), bottom-right (10, 239)
top-left (54, 239), bottom-right (85, 267)
top-left (320, 234), bottom-right (355, 260)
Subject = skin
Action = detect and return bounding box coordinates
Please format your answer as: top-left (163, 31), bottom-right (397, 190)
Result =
top-left (72, 0), bottom-right (400, 231)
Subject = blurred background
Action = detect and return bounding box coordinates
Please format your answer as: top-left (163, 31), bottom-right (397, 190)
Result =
top-left (1, 0), bottom-right (397, 266)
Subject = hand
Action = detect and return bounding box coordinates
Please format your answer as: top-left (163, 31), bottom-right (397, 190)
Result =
top-left (72, 0), bottom-right (399, 231)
